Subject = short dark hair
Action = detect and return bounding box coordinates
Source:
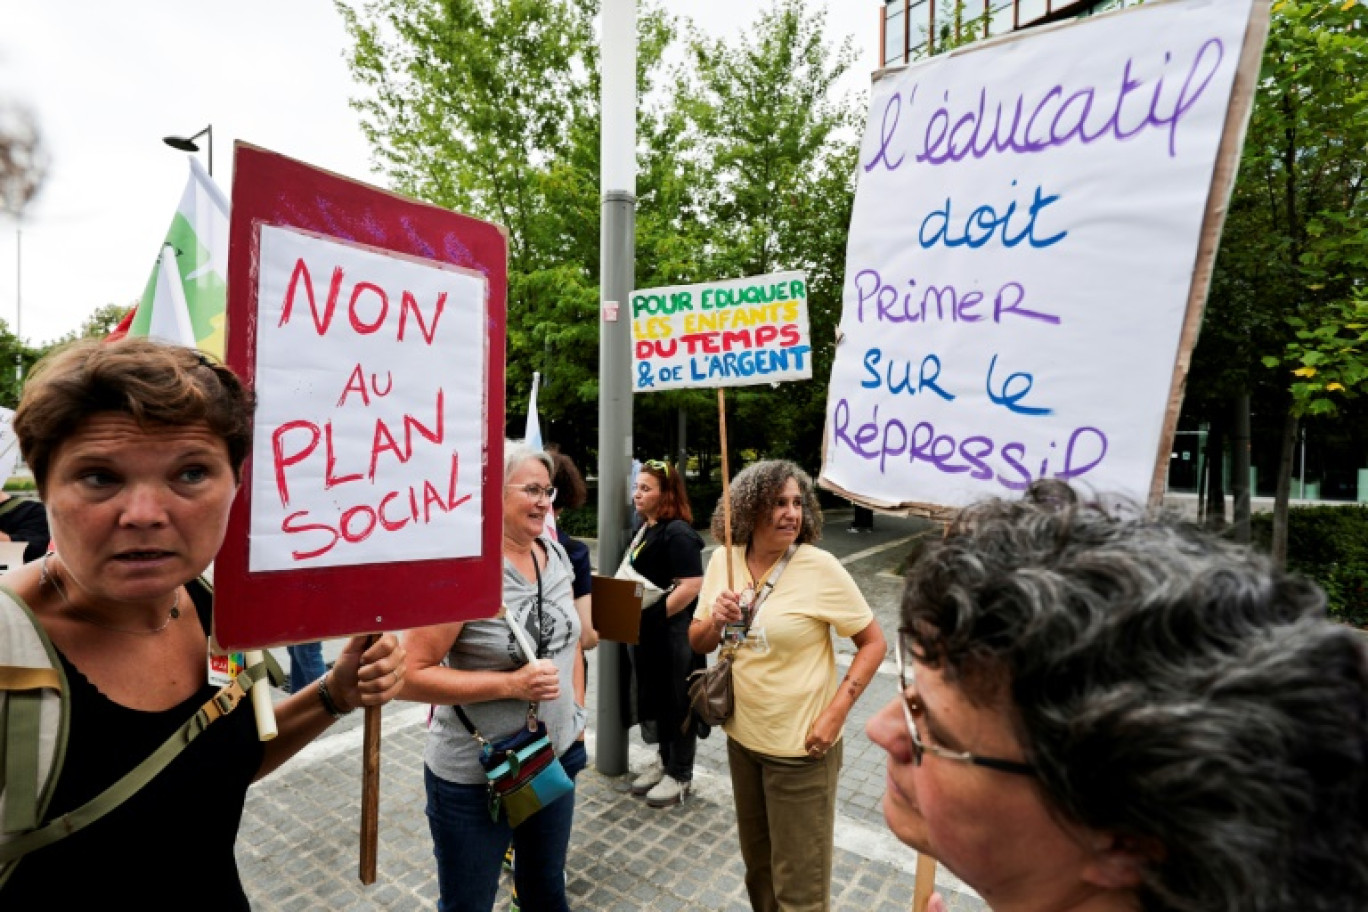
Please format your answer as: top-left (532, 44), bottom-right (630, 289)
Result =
top-left (640, 459), bottom-right (692, 524)
top-left (15, 337), bottom-right (254, 494)
top-left (902, 492), bottom-right (1368, 912)
top-left (710, 459), bottom-right (822, 545)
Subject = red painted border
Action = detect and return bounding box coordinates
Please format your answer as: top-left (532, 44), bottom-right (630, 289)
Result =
top-left (215, 143), bottom-right (507, 650)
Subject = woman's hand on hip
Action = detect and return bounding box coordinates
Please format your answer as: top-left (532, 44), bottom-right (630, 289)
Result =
top-left (334, 633), bottom-right (408, 710)
top-left (805, 706), bottom-right (845, 759)
top-left (511, 658), bottom-right (561, 703)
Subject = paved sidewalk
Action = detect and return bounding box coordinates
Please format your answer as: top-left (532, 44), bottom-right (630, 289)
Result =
top-left (239, 511), bottom-right (986, 911)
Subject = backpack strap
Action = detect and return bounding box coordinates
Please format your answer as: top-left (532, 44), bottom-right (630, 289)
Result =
top-left (0, 498), bottom-right (24, 519)
top-left (0, 660), bottom-right (268, 865)
top-left (0, 586), bottom-right (68, 849)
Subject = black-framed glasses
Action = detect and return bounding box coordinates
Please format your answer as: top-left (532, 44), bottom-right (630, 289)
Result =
top-left (894, 631), bottom-right (1036, 777)
top-left (507, 483), bottom-right (557, 503)
top-left (644, 458), bottom-right (671, 477)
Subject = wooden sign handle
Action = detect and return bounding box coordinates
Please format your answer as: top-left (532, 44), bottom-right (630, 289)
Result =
top-left (359, 634), bottom-right (382, 885)
top-left (717, 388), bottom-right (734, 590)
top-left (913, 853), bottom-right (938, 912)
top-left (245, 650), bottom-right (277, 741)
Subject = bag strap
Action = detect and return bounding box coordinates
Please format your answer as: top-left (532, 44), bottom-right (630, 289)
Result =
top-left (452, 540), bottom-right (550, 746)
top-left (736, 544), bottom-right (798, 640)
top-left (0, 660), bottom-right (268, 864)
top-left (0, 498), bottom-right (23, 519)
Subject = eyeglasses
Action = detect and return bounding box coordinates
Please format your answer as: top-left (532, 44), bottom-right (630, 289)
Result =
top-left (894, 631), bottom-right (1035, 777)
top-left (643, 459), bottom-right (671, 477)
top-left (507, 484), bottom-right (557, 503)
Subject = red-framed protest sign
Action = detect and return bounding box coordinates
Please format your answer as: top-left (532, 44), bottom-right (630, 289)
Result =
top-left (214, 143), bottom-right (507, 650)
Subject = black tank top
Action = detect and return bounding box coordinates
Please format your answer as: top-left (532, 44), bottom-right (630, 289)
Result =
top-left (1, 588), bottom-right (264, 909)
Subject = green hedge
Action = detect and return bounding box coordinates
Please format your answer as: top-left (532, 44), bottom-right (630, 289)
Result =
top-left (1250, 506), bottom-right (1368, 626)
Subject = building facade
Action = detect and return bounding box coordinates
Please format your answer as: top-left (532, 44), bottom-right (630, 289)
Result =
top-left (880, 0), bottom-right (1141, 65)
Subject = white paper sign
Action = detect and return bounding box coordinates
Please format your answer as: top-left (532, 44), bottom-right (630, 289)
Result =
top-left (822, 0), bottom-right (1254, 509)
top-left (0, 407), bottom-right (18, 483)
top-left (249, 225), bottom-right (487, 572)
top-left (631, 271), bottom-right (812, 392)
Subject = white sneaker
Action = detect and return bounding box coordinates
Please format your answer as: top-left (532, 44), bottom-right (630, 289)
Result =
top-left (645, 774), bottom-right (690, 808)
top-left (630, 758), bottom-right (664, 795)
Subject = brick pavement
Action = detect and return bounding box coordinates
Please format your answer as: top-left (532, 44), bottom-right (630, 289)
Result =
top-left (238, 513), bottom-right (987, 911)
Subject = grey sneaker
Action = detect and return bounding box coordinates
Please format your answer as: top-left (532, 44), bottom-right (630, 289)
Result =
top-left (630, 758), bottom-right (665, 796)
top-left (645, 774), bottom-right (690, 808)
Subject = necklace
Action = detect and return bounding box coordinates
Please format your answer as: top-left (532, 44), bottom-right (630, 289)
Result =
top-left (740, 547), bottom-right (786, 610)
top-left (41, 552), bottom-right (181, 636)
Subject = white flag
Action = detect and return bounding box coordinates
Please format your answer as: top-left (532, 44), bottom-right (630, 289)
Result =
top-left (134, 158), bottom-right (230, 356)
top-left (525, 372), bottom-right (556, 534)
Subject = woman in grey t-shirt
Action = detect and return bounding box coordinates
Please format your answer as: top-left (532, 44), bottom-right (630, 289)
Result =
top-left (402, 444), bottom-right (586, 912)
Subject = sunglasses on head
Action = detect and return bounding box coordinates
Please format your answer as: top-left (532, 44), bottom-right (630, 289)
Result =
top-left (644, 459), bottom-right (671, 477)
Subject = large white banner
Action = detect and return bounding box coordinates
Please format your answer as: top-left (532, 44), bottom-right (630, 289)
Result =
top-left (821, 0), bottom-right (1257, 509)
top-left (249, 225), bottom-right (487, 572)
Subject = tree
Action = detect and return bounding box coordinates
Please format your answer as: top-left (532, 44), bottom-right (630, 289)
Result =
top-left (339, 0), bottom-right (866, 478)
top-left (647, 0), bottom-right (860, 472)
top-left (1201, 0), bottom-right (1368, 563)
top-left (338, 0), bottom-right (699, 463)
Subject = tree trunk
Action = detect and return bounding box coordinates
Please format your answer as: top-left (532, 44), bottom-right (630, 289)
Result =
top-left (1231, 395), bottom-right (1251, 544)
top-left (1272, 407), bottom-right (1299, 569)
top-left (677, 407), bottom-right (688, 468)
top-left (1196, 425), bottom-right (1208, 523)
top-left (1205, 421), bottom-right (1227, 530)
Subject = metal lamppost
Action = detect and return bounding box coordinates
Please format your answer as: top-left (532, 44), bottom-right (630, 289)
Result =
top-left (163, 124), bottom-right (213, 176)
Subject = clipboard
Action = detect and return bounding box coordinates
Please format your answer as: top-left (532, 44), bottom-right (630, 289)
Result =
top-left (590, 574), bottom-right (645, 645)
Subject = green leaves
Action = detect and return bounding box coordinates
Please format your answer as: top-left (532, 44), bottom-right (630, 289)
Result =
top-left (337, 0), bottom-right (860, 468)
top-left (1200, 0), bottom-right (1368, 419)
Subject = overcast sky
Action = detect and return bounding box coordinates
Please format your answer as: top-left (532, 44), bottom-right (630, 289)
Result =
top-left (0, 1), bottom-right (879, 346)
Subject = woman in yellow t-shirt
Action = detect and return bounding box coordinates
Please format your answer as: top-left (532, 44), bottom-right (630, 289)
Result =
top-left (690, 460), bottom-right (886, 912)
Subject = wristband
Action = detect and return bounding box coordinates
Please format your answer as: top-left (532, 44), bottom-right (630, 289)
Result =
top-left (317, 671), bottom-right (354, 718)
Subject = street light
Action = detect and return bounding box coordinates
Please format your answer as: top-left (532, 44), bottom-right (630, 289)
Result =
top-left (162, 124), bottom-right (212, 176)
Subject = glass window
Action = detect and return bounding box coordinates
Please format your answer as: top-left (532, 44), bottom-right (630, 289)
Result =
top-left (1015, 0), bottom-right (1050, 27)
top-left (884, 3), bottom-right (905, 65)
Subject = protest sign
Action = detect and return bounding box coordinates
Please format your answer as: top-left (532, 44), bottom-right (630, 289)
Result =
top-left (631, 271), bottom-right (811, 392)
top-left (820, 0), bottom-right (1267, 513)
top-left (214, 144), bottom-right (507, 650)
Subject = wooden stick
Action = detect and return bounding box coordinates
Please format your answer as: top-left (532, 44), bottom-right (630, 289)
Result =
top-left (245, 650), bottom-right (277, 741)
top-left (913, 853), bottom-right (938, 912)
top-left (1147, 0), bottom-right (1271, 509)
top-left (359, 634), bottom-right (381, 885)
top-left (717, 387), bottom-right (733, 590)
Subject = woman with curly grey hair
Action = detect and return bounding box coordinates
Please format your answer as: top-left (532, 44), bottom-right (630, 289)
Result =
top-left (690, 459), bottom-right (886, 912)
top-left (867, 490), bottom-right (1368, 912)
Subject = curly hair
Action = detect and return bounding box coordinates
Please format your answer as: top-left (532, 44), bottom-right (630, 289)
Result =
top-left (902, 492), bottom-right (1368, 912)
top-left (14, 337), bottom-right (254, 494)
top-left (710, 459), bottom-right (823, 545)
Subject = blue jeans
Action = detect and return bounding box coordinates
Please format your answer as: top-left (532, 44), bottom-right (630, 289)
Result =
top-left (425, 741), bottom-right (587, 912)
top-left (287, 642), bottom-right (325, 694)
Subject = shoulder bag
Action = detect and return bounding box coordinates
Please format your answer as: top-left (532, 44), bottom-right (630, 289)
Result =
top-left (613, 524), bottom-right (673, 610)
top-left (453, 547), bottom-right (573, 827)
top-left (685, 545), bottom-right (797, 729)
